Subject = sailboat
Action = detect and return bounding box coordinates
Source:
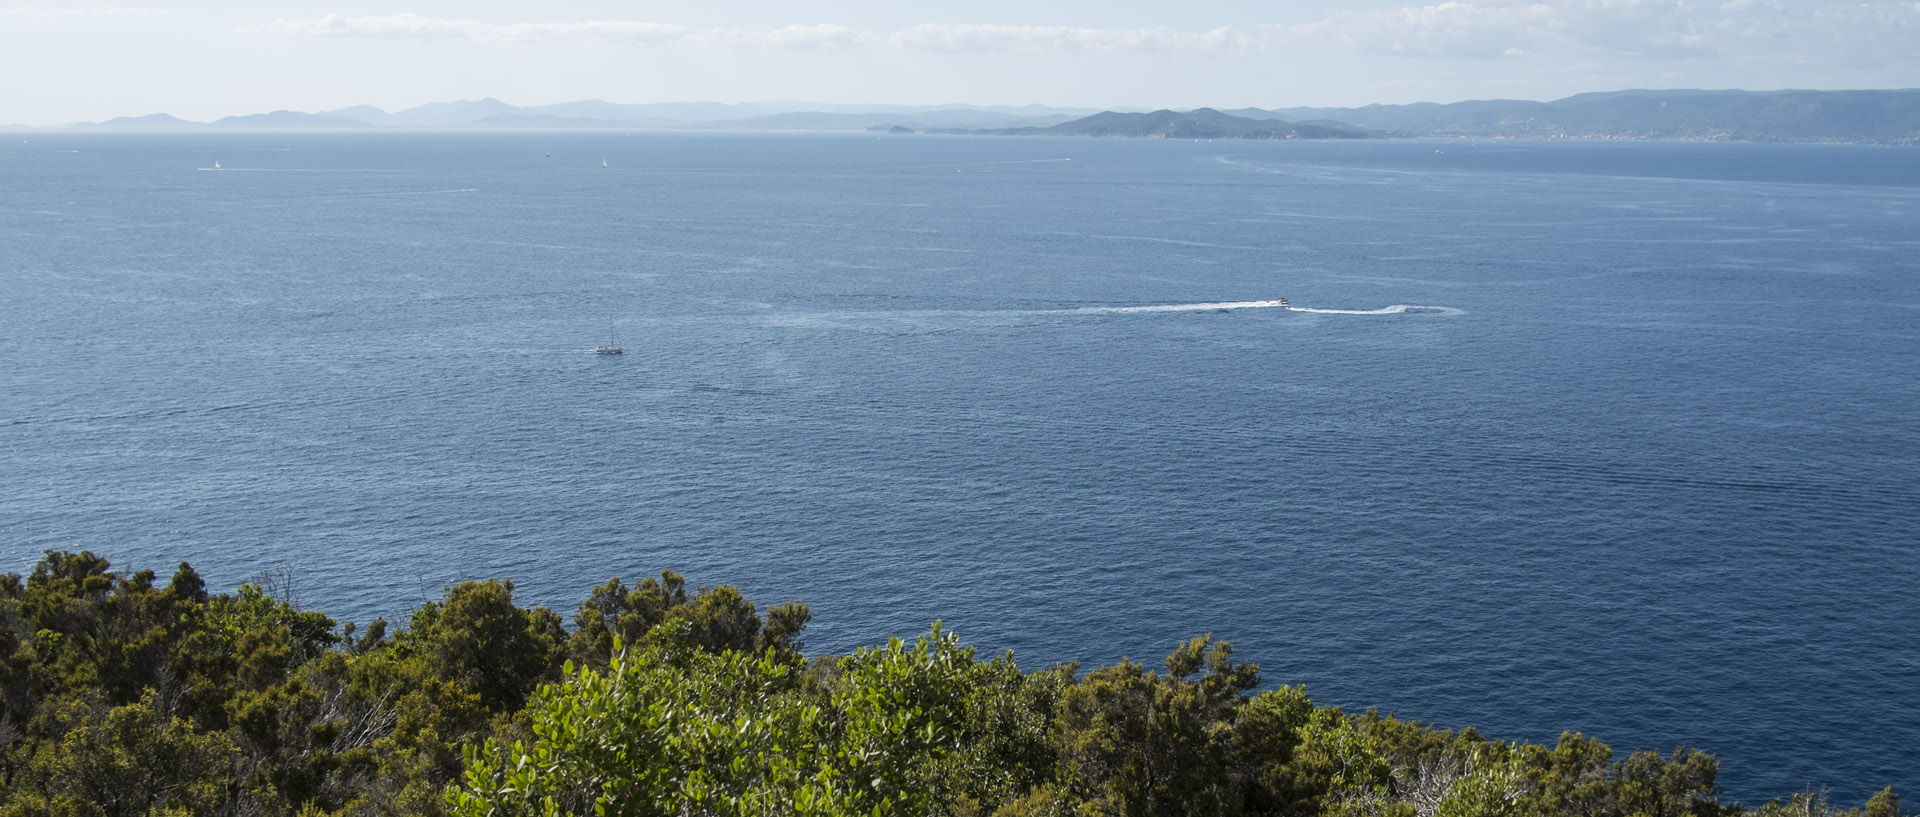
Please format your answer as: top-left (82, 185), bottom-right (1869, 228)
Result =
top-left (213, 161), bottom-right (221, 170)
top-left (594, 323), bottom-right (622, 355)
top-left (601, 158), bottom-right (608, 169)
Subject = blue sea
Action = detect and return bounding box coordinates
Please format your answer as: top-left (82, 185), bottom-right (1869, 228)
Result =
top-left (3, 132), bottom-right (1916, 803)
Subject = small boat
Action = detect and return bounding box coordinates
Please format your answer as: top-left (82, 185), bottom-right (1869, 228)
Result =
top-left (601, 158), bottom-right (608, 168)
top-left (594, 323), bottom-right (622, 355)
top-left (213, 161), bottom-right (221, 169)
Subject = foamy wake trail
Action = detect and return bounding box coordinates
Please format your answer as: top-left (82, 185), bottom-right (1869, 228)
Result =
top-left (1063, 300), bottom-right (1291, 314)
top-left (772, 301), bottom-right (1461, 334)
top-left (1287, 304), bottom-right (1464, 316)
top-left (1057, 301), bottom-right (1462, 316)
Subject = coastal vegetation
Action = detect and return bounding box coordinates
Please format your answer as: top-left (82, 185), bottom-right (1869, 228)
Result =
top-left (0, 551), bottom-right (1902, 816)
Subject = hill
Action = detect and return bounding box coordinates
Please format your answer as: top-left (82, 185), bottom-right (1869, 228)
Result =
top-left (32, 90), bottom-right (1920, 142)
top-left (707, 108), bottom-right (1082, 131)
top-left (954, 107), bottom-right (1372, 139)
top-left (1252, 89), bottom-right (1920, 144)
top-left (207, 110), bottom-right (368, 130)
top-left (78, 112), bottom-right (199, 130)
top-left (52, 99), bottom-right (1087, 132)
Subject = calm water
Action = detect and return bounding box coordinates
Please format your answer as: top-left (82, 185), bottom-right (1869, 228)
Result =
top-left (3, 133), bottom-right (1916, 803)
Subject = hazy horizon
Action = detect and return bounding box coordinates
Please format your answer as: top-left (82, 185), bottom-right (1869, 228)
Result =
top-left (18, 86), bottom-right (1920, 131)
top-left (5, 0), bottom-right (1919, 127)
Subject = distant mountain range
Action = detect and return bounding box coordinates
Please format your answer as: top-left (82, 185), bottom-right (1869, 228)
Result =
top-left (944, 108), bottom-right (1371, 140)
top-left (40, 89), bottom-right (1920, 144)
top-left (66, 99), bottom-right (1097, 134)
top-left (1242, 89), bottom-right (1920, 144)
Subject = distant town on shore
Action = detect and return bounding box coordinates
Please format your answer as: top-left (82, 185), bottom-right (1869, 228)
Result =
top-left (18, 88), bottom-right (1920, 144)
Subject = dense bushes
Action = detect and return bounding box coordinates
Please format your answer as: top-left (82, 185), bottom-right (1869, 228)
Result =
top-left (0, 552), bottom-right (1902, 816)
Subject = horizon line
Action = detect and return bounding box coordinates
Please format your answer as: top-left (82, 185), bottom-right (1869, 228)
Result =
top-left (13, 85), bottom-right (1920, 130)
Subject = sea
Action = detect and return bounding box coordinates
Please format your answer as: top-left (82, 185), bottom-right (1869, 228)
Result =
top-left (3, 132), bottom-right (1916, 804)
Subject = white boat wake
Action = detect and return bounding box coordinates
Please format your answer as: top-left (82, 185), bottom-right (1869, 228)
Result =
top-left (1286, 304), bottom-right (1464, 315)
top-left (753, 300), bottom-right (1462, 338)
top-left (1063, 300), bottom-right (1291, 314)
top-left (1059, 301), bottom-right (1462, 316)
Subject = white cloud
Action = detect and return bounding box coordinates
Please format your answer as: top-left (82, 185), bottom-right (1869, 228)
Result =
top-left (888, 23), bottom-right (1266, 54)
top-left (240, 15), bottom-right (862, 49)
top-left (690, 24), bottom-right (874, 50)
top-left (231, 4), bottom-right (1919, 74)
top-left (1792, 2), bottom-right (1920, 62)
top-left (1297, 0), bottom-right (1920, 68)
top-left (239, 15), bottom-right (1272, 54)
top-left (1694, 1), bottom-right (1920, 70)
top-left (1305, 1), bottom-right (1711, 60)
top-left (239, 14), bottom-right (684, 44)
top-left (489, 20), bottom-right (687, 45)
top-left (241, 13), bottom-right (474, 39)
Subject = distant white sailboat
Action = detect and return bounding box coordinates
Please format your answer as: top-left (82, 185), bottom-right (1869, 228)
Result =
top-left (594, 323), bottom-right (622, 355)
top-left (213, 161), bottom-right (221, 169)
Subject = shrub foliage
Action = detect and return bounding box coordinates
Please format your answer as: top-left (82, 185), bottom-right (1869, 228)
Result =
top-left (0, 552), bottom-right (1901, 817)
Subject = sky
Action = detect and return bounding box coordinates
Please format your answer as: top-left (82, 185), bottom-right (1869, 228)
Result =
top-left (3, 0), bottom-right (1917, 125)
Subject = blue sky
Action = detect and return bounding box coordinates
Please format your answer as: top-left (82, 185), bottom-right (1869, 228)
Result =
top-left (4, 0), bottom-right (1917, 125)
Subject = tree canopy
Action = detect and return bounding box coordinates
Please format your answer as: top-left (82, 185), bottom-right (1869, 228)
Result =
top-left (0, 551), bottom-right (1902, 817)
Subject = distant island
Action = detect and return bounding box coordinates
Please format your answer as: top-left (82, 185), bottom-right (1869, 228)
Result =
top-left (25, 88), bottom-right (1920, 144)
top-left (941, 107), bottom-right (1372, 140)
